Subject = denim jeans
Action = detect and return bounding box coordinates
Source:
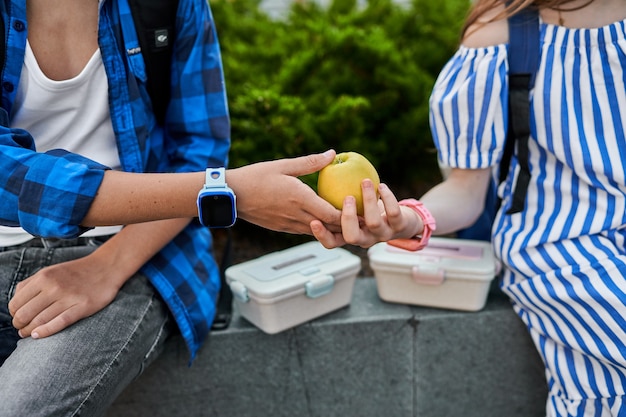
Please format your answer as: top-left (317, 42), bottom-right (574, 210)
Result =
top-left (0, 242), bottom-right (174, 417)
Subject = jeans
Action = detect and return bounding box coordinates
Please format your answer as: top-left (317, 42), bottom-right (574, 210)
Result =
top-left (0, 242), bottom-right (174, 417)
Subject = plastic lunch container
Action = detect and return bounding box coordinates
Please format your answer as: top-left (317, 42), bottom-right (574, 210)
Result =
top-left (368, 237), bottom-right (500, 311)
top-left (226, 241), bottom-right (361, 333)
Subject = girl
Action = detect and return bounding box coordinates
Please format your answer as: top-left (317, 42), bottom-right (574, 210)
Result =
top-left (313, 0), bottom-right (626, 415)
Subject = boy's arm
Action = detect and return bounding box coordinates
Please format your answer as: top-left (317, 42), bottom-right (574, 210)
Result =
top-left (83, 150), bottom-right (342, 235)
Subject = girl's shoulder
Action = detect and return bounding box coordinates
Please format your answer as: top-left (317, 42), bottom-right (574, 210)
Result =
top-left (462, 3), bottom-right (509, 48)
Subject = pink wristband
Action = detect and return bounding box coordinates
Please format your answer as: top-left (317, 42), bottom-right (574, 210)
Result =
top-left (388, 199), bottom-right (436, 251)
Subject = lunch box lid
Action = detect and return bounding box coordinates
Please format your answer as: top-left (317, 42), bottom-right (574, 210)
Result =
top-left (225, 241), bottom-right (361, 301)
top-left (367, 237), bottom-right (499, 282)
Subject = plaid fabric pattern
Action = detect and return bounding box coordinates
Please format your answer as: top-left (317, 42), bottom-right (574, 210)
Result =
top-left (0, 0), bottom-right (230, 361)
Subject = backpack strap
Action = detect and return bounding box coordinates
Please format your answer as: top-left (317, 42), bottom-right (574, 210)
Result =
top-left (456, 6), bottom-right (540, 240)
top-left (119, 0), bottom-right (234, 330)
top-left (500, 6), bottom-right (540, 214)
top-left (126, 0), bottom-right (179, 125)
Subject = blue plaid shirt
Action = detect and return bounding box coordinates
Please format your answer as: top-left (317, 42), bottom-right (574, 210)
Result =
top-left (0, 0), bottom-right (230, 361)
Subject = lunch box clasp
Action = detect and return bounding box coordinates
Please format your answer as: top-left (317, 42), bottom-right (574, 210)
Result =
top-left (411, 265), bottom-right (445, 286)
top-left (305, 275), bottom-right (335, 298)
top-left (229, 280), bottom-right (250, 303)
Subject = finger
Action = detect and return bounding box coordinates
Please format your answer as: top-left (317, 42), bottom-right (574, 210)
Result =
top-left (322, 222), bottom-right (342, 234)
top-left (12, 295), bottom-right (55, 333)
top-left (361, 179), bottom-right (380, 206)
top-left (310, 220), bottom-right (346, 249)
top-left (8, 278), bottom-right (38, 317)
top-left (305, 199), bottom-right (342, 228)
top-left (361, 179), bottom-right (386, 232)
top-left (376, 183), bottom-right (403, 230)
top-left (298, 184), bottom-right (342, 227)
top-left (341, 196), bottom-right (369, 246)
top-left (30, 304), bottom-right (83, 339)
top-left (279, 149), bottom-right (336, 177)
top-left (10, 291), bottom-right (52, 331)
top-left (284, 178), bottom-right (342, 228)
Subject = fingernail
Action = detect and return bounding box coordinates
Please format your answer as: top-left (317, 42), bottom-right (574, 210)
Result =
top-left (18, 330), bottom-right (24, 338)
top-left (31, 332), bottom-right (39, 339)
top-left (323, 149), bottom-right (334, 157)
top-left (378, 183), bottom-right (387, 192)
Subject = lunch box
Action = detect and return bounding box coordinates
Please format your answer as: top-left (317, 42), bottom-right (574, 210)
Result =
top-left (226, 241), bottom-right (361, 333)
top-left (368, 237), bottom-right (499, 311)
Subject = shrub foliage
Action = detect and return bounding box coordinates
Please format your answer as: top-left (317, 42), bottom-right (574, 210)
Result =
top-left (211, 0), bottom-right (470, 188)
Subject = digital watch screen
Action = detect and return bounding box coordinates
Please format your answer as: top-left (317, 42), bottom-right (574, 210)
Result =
top-left (199, 192), bottom-right (236, 228)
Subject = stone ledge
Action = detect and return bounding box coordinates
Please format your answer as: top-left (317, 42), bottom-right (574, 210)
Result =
top-left (107, 278), bottom-right (548, 417)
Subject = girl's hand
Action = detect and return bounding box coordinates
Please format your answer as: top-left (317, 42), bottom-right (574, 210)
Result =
top-left (312, 180), bottom-right (421, 249)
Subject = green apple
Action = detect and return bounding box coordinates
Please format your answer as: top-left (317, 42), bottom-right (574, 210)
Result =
top-left (317, 152), bottom-right (380, 216)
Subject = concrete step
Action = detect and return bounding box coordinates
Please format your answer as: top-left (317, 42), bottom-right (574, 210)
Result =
top-left (108, 277), bottom-right (548, 417)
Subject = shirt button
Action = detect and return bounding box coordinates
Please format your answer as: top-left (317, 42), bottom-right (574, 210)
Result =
top-left (13, 20), bottom-right (25, 31)
top-left (3, 82), bottom-right (14, 93)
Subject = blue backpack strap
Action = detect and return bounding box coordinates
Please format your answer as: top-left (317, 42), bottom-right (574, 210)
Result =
top-left (507, 7), bottom-right (540, 85)
top-left (457, 6), bottom-right (539, 240)
top-left (500, 6), bottom-right (540, 214)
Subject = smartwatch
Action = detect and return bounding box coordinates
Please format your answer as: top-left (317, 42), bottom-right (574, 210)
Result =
top-left (197, 168), bottom-right (237, 228)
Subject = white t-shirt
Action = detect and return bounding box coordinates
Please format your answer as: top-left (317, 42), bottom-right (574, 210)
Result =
top-left (0, 41), bottom-right (122, 246)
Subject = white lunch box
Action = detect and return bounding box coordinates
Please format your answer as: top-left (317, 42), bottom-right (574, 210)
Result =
top-left (368, 237), bottom-right (499, 311)
top-left (225, 241), bottom-right (361, 334)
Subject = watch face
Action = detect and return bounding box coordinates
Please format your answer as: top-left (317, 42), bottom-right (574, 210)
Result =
top-left (199, 193), bottom-right (236, 227)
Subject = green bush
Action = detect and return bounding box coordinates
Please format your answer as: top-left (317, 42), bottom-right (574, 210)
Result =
top-left (211, 0), bottom-right (469, 189)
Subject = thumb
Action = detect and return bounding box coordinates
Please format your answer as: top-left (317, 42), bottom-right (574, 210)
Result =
top-left (281, 149), bottom-right (336, 177)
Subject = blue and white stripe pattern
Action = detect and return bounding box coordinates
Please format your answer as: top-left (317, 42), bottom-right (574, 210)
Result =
top-left (430, 20), bottom-right (626, 416)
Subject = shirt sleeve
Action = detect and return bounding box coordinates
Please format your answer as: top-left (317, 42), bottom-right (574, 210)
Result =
top-left (429, 44), bottom-right (509, 170)
top-left (0, 111), bottom-right (107, 238)
top-left (164, 0), bottom-right (231, 173)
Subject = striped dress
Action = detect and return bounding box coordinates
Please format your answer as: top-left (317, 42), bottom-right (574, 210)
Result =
top-left (430, 19), bottom-right (626, 416)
